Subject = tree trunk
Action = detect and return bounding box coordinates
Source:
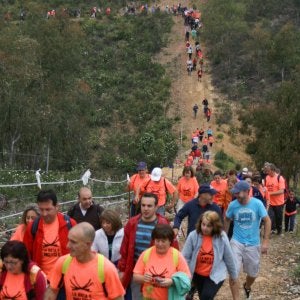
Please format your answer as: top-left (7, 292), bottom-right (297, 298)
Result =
top-left (9, 133), bottom-right (20, 167)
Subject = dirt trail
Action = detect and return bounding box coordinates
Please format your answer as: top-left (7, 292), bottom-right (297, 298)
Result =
top-left (156, 2), bottom-right (300, 299)
top-left (156, 1), bottom-right (251, 182)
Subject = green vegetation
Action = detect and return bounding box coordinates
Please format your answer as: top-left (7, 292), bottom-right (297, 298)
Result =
top-left (199, 0), bottom-right (300, 183)
top-left (0, 1), bottom-right (177, 174)
top-left (214, 150), bottom-right (236, 171)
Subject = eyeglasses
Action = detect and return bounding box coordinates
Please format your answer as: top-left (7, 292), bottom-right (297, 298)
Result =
top-left (3, 259), bottom-right (19, 266)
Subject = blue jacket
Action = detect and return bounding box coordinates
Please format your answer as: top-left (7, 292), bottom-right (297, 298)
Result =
top-left (182, 230), bottom-right (238, 284)
top-left (174, 198), bottom-right (222, 235)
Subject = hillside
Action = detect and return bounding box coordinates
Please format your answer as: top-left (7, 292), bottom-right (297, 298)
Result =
top-left (0, 1), bottom-right (178, 174)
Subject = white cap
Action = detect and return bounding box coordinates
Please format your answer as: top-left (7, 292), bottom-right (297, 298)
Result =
top-left (242, 167), bottom-right (249, 175)
top-left (151, 167), bottom-right (162, 181)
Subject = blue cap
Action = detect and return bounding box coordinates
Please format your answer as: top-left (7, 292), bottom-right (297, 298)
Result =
top-left (137, 162), bottom-right (147, 171)
top-left (198, 184), bottom-right (217, 195)
top-left (231, 181), bottom-right (250, 194)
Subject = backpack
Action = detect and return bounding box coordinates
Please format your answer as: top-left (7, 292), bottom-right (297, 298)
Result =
top-left (59, 254), bottom-right (107, 297)
top-left (143, 178), bottom-right (170, 197)
top-left (31, 214), bottom-right (73, 237)
top-left (143, 246), bottom-right (179, 268)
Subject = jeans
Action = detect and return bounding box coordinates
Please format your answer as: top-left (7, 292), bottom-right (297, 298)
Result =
top-left (192, 273), bottom-right (224, 300)
top-left (268, 205), bottom-right (284, 234)
top-left (285, 214), bottom-right (296, 232)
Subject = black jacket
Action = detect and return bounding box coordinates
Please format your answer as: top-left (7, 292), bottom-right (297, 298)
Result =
top-left (67, 202), bottom-right (103, 230)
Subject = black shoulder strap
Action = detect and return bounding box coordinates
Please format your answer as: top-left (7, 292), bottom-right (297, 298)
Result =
top-left (164, 178), bottom-right (169, 194)
top-left (144, 179), bottom-right (151, 190)
top-left (31, 216), bottom-right (41, 238)
top-left (277, 174), bottom-right (281, 183)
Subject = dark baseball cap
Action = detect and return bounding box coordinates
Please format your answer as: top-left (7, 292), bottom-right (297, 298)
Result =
top-left (198, 184), bottom-right (217, 195)
top-left (137, 161), bottom-right (147, 171)
top-left (231, 181), bottom-right (250, 194)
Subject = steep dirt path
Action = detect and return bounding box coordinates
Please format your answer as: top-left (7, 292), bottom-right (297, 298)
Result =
top-left (155, 2), bottom-right (300, 299)
top-left (156, 2), bottom-right (251, 183)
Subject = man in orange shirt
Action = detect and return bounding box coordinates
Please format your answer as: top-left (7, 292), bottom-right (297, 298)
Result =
top-left (24, 190), bottom-right (77, 280)
top-left (136, 167), bottom-right (178, 215)
top-left (45, 222), bottom-right (124, 300)
top-left (210, 171), bottom-right (227, 211)
top-left (127, 161), bottom-right (150, 216)
top-left (264, 163), bottom-right (285, 235)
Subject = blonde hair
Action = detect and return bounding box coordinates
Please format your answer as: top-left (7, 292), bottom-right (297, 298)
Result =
top-left (196, 211), bottom-right (223, 236)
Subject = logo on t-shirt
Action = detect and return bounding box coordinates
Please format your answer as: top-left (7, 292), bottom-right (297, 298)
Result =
top-left (235, 208), bottom-right (256, 229)
top-left (42, 236), bottom-right (61, 257)
top-left (70, 276), bottom-right (94, 299)
top-left (2, 287), bottom-right (22, 299)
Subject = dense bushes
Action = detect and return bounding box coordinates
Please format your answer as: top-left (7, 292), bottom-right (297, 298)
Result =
top-left (0, 1), bottom-right (177, 173)
top-left (199, 0), bottom-right (300, 182)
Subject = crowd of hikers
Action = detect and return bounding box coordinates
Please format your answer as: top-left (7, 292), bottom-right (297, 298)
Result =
top-left (2, 2), bottom-right (184, 22)
top-left (182, 8), bottom-right (204, 80)
top-left (2, 159), bottom-right (297, 300)
top-left (1, 3), bottom-right (299, 300)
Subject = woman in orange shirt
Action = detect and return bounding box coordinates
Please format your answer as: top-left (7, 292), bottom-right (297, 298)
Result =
top-left (0, 241), bottom-right (47, 300)
top-left (182, 211), bottom-right (237, 300)
top-left (219, 177), bottom-right (238, 215)
top-left (177, 166), bottom-right (199, 212)
top-left (133, 224), bottom-right (191, 300)
top-left (10, 205), bottom-right (39, 242)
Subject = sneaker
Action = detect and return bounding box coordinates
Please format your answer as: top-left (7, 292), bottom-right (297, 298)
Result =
top-left (243, 283), bottom-right (251, 299)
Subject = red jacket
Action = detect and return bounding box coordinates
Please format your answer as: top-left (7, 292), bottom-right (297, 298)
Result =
top-left (117, 213), bottom-right (178, 289)
top-left (23, 213), bottom-right (76, 268)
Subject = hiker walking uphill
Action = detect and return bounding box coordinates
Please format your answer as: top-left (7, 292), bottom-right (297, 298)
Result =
top-left (118, 193), bottom-right (178, 299)
top-left (193, 104), bottom-right (199, 118)
top-left (264, 163), bottom-right (286, 235)
top-left (45, 222), bottom-right (125, 300)
top-left (225, 181), bottom-right (271, 300)
top-left (23, 190), bottom-right (77, 280)
top-left (127, 161), bottom-right (150, 216)
top-left (135, 168), bottom-right (178, 215)
top-left (67, 187), bottom-right (104, 230)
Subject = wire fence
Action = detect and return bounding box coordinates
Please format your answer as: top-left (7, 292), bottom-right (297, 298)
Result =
top-left (0, 192), bottom-right (130, 241)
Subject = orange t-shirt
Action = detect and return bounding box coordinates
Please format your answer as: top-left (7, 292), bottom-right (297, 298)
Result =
top-left (50, 253), bottom-right (125, 300)
top-left (141, 178), bottom-right (176, 207)
top-left (41, 217), bottom-right (61, 279)
top-left (195, 235), bottom-right (214, 276)
top-left (265, 174), bottom-right (285, 206)
top-left (10, 224), bottom-right (26, 242)
top-left (0, 272), bottom-right (27, 300)
top-left (177, 177), bottom-right (199, 202)
top-left (211, 179), bottom-right (227, 206)
top-left (129, 173), bottom-right (150, 196)
top-left (133, 247), bottom-right (191, 300)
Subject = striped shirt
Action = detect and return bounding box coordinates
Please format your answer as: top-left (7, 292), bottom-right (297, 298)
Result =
top-left (134, 219), bottom-right (157, 261)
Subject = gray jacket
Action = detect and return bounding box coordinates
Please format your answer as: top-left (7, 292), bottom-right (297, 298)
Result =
top-left (182, 230), bottom-right (238, 284)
